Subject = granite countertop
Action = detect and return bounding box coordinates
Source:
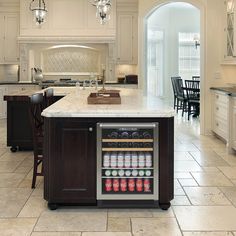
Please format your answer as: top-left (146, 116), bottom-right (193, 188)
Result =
top-left (42, 87), bottom-right (175, 118)
top-left (210, 87), bottom-right (236, 96)
top-left (0, 82), bottom-right (39, 85)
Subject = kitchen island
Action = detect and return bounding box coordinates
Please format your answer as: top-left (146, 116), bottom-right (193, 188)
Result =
top-left (42, 87), bottom-right (175, 210)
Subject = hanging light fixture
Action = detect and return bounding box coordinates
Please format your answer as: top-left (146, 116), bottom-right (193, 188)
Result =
top-left (92, 0), bottom-right (112, 25)
top-left (29, 0), bottom-right (47, 25)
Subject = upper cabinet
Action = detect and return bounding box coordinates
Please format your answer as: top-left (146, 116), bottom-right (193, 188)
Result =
top-left (19, 0), bottom-right (116, 40)
top-left (116, 1), bottom-right (138, 65)
top-left (0, 13), bottom-right (19, 64)
top-left (223, 0), bottom-right (236, 63)
top-left (116, 13), bottom-right (138, 64)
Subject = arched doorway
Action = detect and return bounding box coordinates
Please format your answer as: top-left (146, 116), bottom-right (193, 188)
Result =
top-left (139, 0), bottom-right (206, 134)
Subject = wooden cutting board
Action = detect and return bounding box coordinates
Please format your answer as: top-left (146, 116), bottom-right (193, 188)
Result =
top-left (87, 92), bottom-right (121, 104)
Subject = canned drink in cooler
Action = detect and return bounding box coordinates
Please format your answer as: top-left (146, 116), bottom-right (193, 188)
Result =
top-left (132, 169), bottom-right (138, 177)
top-left (145, 170), bottom-right (152, 177)
top-left (125, 170), bottom-right (131, 177)
top-left (112, 170), bottom-right (118, 176)
top-left (136, 179), bottom-right (143, 192)
top-left (139, 170), bottom-right (145, 177)
top-left (105, 170), bottom-right (111, 176)
top-left (118, 169), bottom-right (125, 177)
top-left (120, 178), bottom-right (127, 192)
top-left (128, 178), bottom-right (135, 192)
top-left (110, 152), bottom-right (117, 168)
top-left (113, 179), bottom-right (120, 192)
top-left (144, 178), bottom-right (151, 192)
top-left (105, 178), bottom-right (112, 192)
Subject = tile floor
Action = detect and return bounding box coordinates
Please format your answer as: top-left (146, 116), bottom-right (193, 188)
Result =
top-left (0, 116), bottom-right (236, 236)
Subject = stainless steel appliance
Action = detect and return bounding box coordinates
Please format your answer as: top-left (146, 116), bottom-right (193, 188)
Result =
top-left (97, 123), bottom-right (159, 201)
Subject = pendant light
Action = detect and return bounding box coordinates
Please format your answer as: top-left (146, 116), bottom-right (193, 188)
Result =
top-left (92, 0), bottom-right (112, 25)
top-left (30, 0), bottom-right (47, 25)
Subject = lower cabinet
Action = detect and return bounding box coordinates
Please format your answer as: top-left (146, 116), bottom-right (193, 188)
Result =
top-left (44, 119), bottom-right (97, 205)
top-left (0, 86), bottom-right (8, 118)
top-left (232, 98), bottom-right (236, 150)
top-left (212, 91), bottom-right (229, 141)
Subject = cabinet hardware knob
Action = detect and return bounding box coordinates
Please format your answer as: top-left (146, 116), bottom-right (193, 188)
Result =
top-left (89, 127), bottom-right (93, 132)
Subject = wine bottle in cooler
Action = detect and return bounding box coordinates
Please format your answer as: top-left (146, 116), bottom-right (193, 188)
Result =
top-left (143, 131), bottom-right (151, 139)
top-left (120, 131), bottom-right (129, 139)
top-left (124, 152), bottom-right (131, 168)
top-left (131, 152), bottom-right (138, 168)
top-left (110, 152), bottom-right (117, 168)
top-left (138, 152), bottom-right (145, 168)
top-left (145, 152), bottom-right (152, 167)
top-left (117, 152), bottom-right (124, 168)
top-left (103, 152), bottom-right (110, 168)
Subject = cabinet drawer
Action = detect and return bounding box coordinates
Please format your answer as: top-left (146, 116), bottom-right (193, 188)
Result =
top-left (214, 103), bottom-right (228, 121)
top-left (214, 92), bottom-right (228, 105)
top-left (213, 118), bottom-right (228, 140)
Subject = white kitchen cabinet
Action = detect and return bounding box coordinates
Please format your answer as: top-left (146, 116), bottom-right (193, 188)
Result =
top-left (116, 12), bottom-right (138, 65)
top-left (0, 86), bottom-right (8, 119)
top-left (232, 98), bottom-right (236, 150)
top-left (212, 91), bottom-right (229, 141)
top-left (0, 13), bottom-right (19, 64)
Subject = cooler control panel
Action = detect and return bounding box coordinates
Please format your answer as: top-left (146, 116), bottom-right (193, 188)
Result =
top-left (97, 123), bottom-right (159, 200)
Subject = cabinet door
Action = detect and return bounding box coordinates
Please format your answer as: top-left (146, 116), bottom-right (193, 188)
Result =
top-left (117, 14), bottom-right (133, 64)
top-left (4, 14), bottom-right (19, 63)
top-left (232, 99), bottom-right (236, 150)
top-left (51, 120), bottom-right (96, 203)
top-left (0, 14), bottom-right (4, 63)
top-left (0, 86), bottom-right (7, 118)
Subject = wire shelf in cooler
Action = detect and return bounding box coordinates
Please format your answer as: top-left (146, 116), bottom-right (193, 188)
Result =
top-left (102, 176), bottom-right (154, 179)
top-left (102, 139), bottom-right (154, 143)
top-left (102, 167), bottom-right (154, 170)
top-left (102, 148), bottom-right (153, 151)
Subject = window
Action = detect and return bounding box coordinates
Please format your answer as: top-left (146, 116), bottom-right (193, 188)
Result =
top-left (147, 29), bottom-right (164, 97)
top-left (178, 32), bottom-right (200, 81)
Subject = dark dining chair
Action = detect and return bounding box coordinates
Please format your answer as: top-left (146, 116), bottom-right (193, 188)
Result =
top-left (192, 76), bottom-right (200, 81)
top-left (175, 78), bottom-right (188, 116)
top-left (184, 80), bottom-right (200, 120)
top-left (29, 93), bottom-right (44, 188)
top-left (171, 76), bottom-right (179, 109)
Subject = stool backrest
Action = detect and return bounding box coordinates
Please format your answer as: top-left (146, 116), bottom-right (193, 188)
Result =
top-left (44, 88), bottom-right (54, 108)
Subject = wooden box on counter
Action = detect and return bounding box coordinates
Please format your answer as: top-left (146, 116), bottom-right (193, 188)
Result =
top-left (87, 92), bottom-right (121, 104)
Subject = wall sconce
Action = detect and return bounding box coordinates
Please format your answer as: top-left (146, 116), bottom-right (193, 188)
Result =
top-left (193, 34), bottom-right (200, 49)
top-left (30, 0), bottom-right (47, 25)
top-left (91, 0), bottom-right (112, 25)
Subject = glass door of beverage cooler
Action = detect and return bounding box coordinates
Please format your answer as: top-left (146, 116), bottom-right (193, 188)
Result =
top-left (97, 123), bottom-right (159, 200)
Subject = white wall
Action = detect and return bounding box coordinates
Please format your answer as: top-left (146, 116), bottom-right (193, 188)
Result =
top-left (147, 3), bottom-right (200, 100)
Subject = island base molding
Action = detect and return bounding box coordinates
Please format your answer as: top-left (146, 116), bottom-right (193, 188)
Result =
top-left (44, 117), bottom-right (174, 210)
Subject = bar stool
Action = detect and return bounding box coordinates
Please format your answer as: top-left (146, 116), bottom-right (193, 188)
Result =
top-left (29, 93), bottom-right (44, 188)
top-left (44, 88), bottom-right (54, 108)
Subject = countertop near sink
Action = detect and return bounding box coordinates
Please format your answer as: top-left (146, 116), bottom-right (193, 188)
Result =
top-left (0, 82), bottom-right (39, 85)
top-left (210, 87), bottom-right (236, 97)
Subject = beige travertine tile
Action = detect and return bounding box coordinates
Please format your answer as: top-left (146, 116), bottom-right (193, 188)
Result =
top-left (107, 218), bottom-right (131, 232)
top-left (35, 209), bottom-right (107, 232)
top-left (108, 209), bottom-right (152, 218)
top-left (202, 167), bottom-right (220, 172)
top-left (174, 172), bottom-right (192, 179)
top-left (173, 206), bottom-right (236, 231)
top-left (151, 207), bottom-right (174, 217)
top-left (179, 178), bottom-right (198, 187)
top-left (175, 144), bottom-right (199, 152)
top-left (174, 152), bottom-right (194, 161)
top-left (0, 161), bottom-right (22, 172)
top-left (184, 187), bottom-right (231, 206)
top-left (0, 188), bottom-right (32, 217)
top-left (218, 167), bottom-right (236, 179)
top-left (0, 218), bottom-right (37, 236)
top-left (183, 232), bottom-right (233, 236)
top-left (190, 151), bottom-right (229, 167)
top-left (131, 217), bottom-right (182, 236)
top-left (174, 179), bottom-right (185, 195)
top-left (171, 196), bottom-right (191, 206)
top-left (220, 154), bottom-right (236, 166)
top-left (82, 233), bottom-right (132, 236)
top-left (0, 173), bottom-right (26, 187)
top-left (0, 151), bottom-right (31, 162)
top-left (14, 164), bottom-right (32, 173)
top-left (191, 172), bottom-right (233, 187)
top-left (175, 161), bottom-right (203, 172)
top-left (220, 187), bottom-right (236, 206)
top-left (19, 196), bottom-right (47, 217)
top-left (32, 233), bottom-right (82, 236)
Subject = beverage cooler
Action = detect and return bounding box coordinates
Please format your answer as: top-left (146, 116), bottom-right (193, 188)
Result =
top-left (97, 123), bottom-right (159, 202)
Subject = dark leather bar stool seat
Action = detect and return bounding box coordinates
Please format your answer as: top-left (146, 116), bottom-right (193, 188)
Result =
top-left (29, 93), bottom-right (44, 188)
